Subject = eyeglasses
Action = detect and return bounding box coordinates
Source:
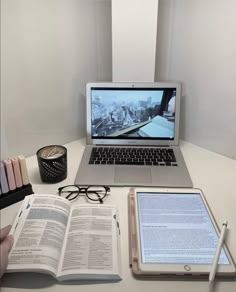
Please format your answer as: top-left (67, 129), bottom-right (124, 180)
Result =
top-left (58, 185), bottom-right (110, 204)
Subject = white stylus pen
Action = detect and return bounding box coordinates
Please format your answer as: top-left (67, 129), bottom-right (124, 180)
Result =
top-left (209, 221), bottom-right (228, 284)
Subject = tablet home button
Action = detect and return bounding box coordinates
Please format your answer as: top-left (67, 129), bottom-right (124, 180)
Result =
top-left (184, 265), bottom-right (191, 271)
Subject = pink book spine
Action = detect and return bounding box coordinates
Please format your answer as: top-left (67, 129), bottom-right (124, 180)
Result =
top-left (3, 159), bottom-right (16, 191)
top-left (11, 157), bottom-right (23, 188)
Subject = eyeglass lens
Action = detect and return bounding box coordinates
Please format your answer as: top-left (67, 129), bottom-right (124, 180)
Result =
top-left (59, 185), bottom-right (80, 200)
top-left (86, 186), bottom-right (107, 202)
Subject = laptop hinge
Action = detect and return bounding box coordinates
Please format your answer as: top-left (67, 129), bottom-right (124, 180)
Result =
top-left (93, 144), bottom-right (170, 147)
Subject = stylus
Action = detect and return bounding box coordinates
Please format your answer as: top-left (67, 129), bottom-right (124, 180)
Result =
top-left (209, 221), bottom-right (228, 284)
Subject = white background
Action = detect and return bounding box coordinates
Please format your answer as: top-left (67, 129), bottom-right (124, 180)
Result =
top-left (112, 0), bottom-right (158, 82)
top-left (1, 0), bottom-right (236, 159)
top-left (155, 0), bottom-right (236, 159)
top-left (1, 0), bottom-right (112, 157)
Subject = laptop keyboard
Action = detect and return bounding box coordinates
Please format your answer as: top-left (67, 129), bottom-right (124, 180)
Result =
top-left (89, 147), bottom-right (178, 166)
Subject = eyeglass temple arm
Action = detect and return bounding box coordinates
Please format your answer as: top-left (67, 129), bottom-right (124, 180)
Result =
top-left (88, 191), bottom-right (104, 204)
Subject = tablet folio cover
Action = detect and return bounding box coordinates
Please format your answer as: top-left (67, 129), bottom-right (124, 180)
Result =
top-left (128, 188), bottom-right (236, 280)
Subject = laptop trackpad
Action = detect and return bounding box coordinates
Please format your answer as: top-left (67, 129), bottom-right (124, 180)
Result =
top-left (114, 167), bottom-right (152, 184)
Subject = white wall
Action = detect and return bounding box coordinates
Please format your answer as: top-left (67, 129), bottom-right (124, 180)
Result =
top-left (112, 0), bottom-right (158, 82)
top-left (1, 0), bottom-right (112, 158)
top-left (156, 0), bottom-right (236, 159)
top-left (2, 0), bottom-right (236, 160)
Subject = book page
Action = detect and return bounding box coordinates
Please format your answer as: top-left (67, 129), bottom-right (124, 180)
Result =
top-left (57, 205), bottom-right (120, 280)
top-left (7, 194), bottom-right (71, 276)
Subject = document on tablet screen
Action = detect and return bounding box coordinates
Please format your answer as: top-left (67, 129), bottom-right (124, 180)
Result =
top-left (137, 192), bottom-right (229, 265)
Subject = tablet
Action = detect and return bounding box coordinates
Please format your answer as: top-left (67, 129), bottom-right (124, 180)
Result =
top-left (132, 188), bottom-right (236, 277)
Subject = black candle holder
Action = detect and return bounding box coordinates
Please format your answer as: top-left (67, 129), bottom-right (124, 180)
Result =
top-left (36, 145), bottom-right (67, 183)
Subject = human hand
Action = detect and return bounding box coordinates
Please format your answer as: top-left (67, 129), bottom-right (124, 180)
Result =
top-left (0, 225), bottom-right (14, 278)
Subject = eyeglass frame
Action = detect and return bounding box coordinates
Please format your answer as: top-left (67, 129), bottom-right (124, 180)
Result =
top-left (58, 185), bottom-right (110, 203)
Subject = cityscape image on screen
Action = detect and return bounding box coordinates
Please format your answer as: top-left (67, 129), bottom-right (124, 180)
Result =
top-left (91, 88), bottom-right (176, 139)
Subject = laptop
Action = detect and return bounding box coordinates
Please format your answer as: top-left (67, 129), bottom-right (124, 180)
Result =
top-left (75, 82), bottom-right (193, 187)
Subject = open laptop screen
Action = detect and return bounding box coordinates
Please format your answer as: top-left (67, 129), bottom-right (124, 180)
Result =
top-left (90, 87), bottom-right (177, 140)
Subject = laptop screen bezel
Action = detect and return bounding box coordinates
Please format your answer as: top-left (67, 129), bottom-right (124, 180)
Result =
top-left (86, 82), bottom-right (181, 146)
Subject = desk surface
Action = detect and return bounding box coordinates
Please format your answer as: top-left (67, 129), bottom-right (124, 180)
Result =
top-left (1, 139), bottom-right (236, 292)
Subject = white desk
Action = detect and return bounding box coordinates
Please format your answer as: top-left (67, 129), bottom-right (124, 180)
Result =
top-left (1, 138), bottom-right (236, 292)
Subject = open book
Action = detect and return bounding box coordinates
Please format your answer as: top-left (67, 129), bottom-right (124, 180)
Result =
top-left (7, 194), bottom-right (121, 281)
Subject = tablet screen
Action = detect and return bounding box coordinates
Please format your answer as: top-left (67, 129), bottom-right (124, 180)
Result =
top-left (137, 192), bottom-right (230, 265)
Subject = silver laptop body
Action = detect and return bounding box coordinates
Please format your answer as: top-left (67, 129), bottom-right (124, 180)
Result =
top-left (75, 82), bottom-right (192, 187)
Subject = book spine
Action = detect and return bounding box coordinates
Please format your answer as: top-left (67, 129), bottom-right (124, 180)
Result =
top-left (18, 155), bottom-right (30, 185)
top-left (11, 157), bottom-right (23, 188)
top-left (0, 161), bottom-right (9, 194)
top-left (3, 159), bottom-right (16, 191)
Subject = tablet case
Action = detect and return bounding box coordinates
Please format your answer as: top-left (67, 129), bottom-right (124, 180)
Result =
top-left (128, 188), bottom-right (236, 280)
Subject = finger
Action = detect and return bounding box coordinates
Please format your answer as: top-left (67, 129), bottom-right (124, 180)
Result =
top-left (0, 225), bottom-right (12, 241)
top-left (0, 235), bottom-right (14, 279)
top-left (0, 235), bottom-right (14, 254)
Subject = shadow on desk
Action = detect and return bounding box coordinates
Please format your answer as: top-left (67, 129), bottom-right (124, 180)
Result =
top-left (29, 168), bottom-right (43, 185)
top-left (1, 273), bottom-right (121, 288)
top-left (1, 273), bottom-right (56, 289)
